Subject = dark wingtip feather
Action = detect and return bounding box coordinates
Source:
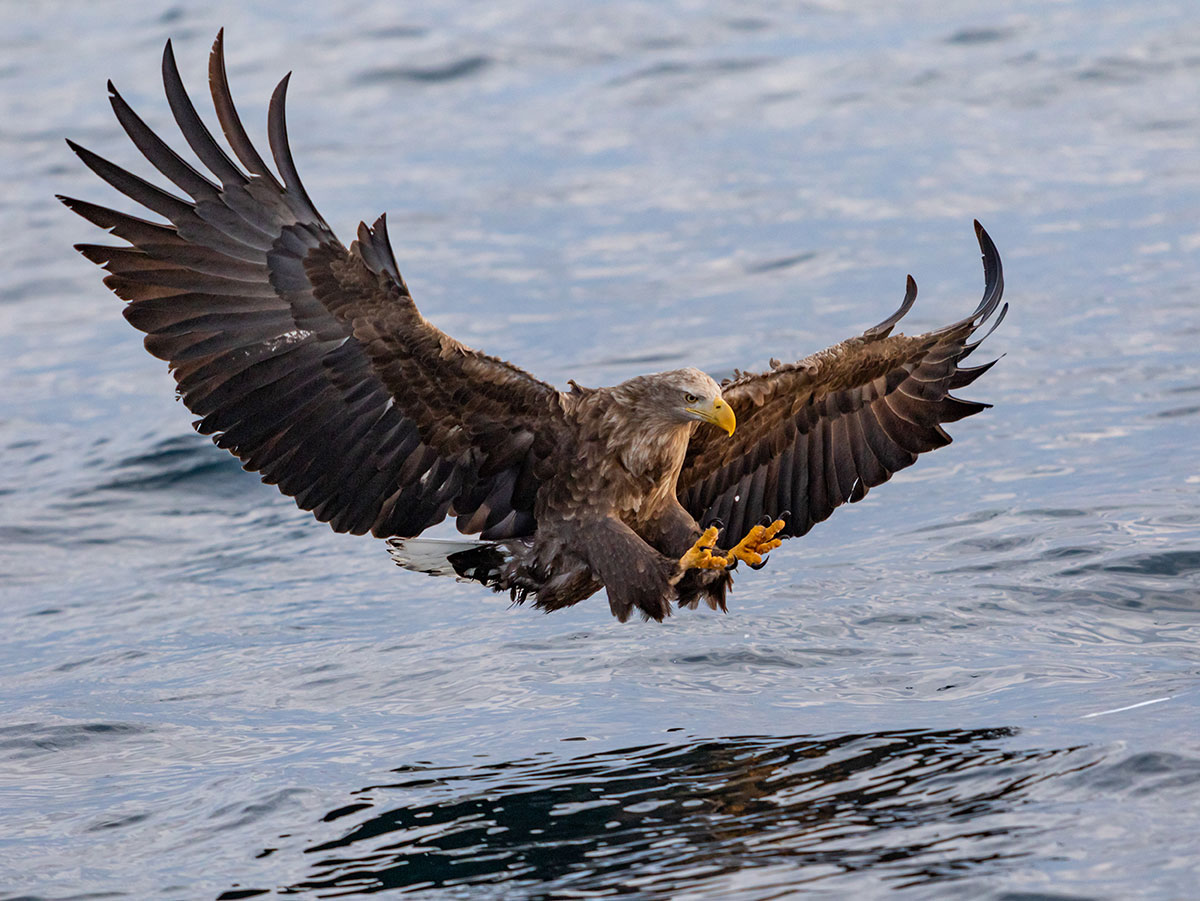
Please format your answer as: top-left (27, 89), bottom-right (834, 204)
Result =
top-left (74, 243), bottom-right (118, 265)
top-left (160, 34), bottom-right (250, 188)
top-left (969, 221), bottom-right (1004, 322)
top-left (107, 70), bottom-right (223, 201)
top-left (208, 29), bottom-right (283, 190)
top-left (962, 302), bottom-right (1008, 357)
top-left (161, 37), bottom-right (179, 79)
top-left (939, 396), bottom-right (992, 422)
top-left (59, 193), bottom-right (109, 227)
top-left (947, 356), bottom-right (1000, 389)
top-left (371, 213), bottom-right (404, 283)
top-left (267, 71), bottom-right (321, 219)
top-left (864, 273), bottom-right (918, 339)
top-left (64, 138), bottom-right (193, 223)
top-left (58, 195), bottom-right (179, 246)
top-left (161, 37), bottom-right (178, 80)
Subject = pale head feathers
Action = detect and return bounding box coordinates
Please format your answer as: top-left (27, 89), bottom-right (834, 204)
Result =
top-left (611, 368), bottom-right (723, 425)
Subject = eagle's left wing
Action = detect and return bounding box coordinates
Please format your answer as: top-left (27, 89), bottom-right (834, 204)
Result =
top-left (678, 222), bottom-right (1006, 544)
top-left (61, 33), bottom-right (563, 542)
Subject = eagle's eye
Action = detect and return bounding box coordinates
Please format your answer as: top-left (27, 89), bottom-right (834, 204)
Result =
top-left (685, 393), bottom-right (699, 404)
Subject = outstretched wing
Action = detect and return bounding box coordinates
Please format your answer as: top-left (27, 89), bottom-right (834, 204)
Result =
top-left (61, 32), bottom-right (562, 540)
top-left (678, 222), bottom-right (1006, 543)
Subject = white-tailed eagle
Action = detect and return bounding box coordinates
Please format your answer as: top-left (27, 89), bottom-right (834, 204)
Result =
top-left (62, 33), bottom-right (1007, 621)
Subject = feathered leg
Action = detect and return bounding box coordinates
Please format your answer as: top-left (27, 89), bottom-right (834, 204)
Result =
top-left (578, 517), bottom-right (679, 622)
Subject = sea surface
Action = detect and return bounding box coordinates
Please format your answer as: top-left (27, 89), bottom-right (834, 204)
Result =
top-left (2, 1), bottom-right (1199, 898)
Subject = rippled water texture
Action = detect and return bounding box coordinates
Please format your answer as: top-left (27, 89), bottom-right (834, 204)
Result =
top-left (2, 1), bottom-right (1199, 898)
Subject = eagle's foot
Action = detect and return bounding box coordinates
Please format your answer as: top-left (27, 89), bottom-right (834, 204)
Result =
top-left (679, 526), bottom-right (730, 571)
top-left (727, 519), bottom-right (785, 567)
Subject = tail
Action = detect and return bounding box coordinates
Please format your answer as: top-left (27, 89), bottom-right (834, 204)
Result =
top-left (387, 538), bottom-right (512, 586)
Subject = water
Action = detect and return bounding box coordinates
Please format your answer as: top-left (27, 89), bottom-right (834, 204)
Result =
top-left (2, 1), bottom-right (1199, 897)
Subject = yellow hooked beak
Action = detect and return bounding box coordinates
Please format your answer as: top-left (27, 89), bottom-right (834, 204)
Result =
top-left (688, 397), bottom-right (736, 436)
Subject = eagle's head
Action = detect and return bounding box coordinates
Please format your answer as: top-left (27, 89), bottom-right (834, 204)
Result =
top-left (615, 367), bottom-right (736, 436)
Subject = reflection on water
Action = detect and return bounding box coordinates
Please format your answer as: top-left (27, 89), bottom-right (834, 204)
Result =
top-left (280, 728), bottom-right (1083, 897)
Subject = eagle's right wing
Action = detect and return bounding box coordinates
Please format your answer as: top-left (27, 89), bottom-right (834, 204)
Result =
top-left (62, 32), bottom-right (561, 540)
top-left (678, 223), bottom-right (1006, 544)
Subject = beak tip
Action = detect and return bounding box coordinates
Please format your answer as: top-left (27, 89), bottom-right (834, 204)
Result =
top-left (691, 398), bottom-right (736, 436)
top-left (717, 400), bottom-right (736, 437)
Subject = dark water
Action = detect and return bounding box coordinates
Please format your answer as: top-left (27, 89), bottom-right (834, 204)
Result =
top-left (2, 1), bottom-right (1199, 898)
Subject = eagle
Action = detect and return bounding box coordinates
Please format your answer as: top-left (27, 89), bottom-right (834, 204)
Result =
top-left (62, 33), bottom-right (1007, 622)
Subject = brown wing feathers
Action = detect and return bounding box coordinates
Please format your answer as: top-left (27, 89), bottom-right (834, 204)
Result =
top-left (678, 222), bottom-right (1006, 542)
top-left (61, 32), bottom-right (549, 540)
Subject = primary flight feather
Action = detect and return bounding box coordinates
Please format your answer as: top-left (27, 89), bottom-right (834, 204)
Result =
top-left (62, 32), bottom-right (1007, 621)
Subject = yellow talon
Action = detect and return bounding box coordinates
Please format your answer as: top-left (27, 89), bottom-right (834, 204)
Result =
top-left (680, 526), bottom-right (730, 571)
top-left (727, 519), bottom-right (785, 566)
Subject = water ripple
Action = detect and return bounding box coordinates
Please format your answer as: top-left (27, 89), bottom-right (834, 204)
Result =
top-left (0, 722), bottom-right (151, 761)
top-left (353, 56), bottom-right (491, 85)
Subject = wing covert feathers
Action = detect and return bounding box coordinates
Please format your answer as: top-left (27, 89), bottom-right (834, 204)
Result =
top-left (679, 222), bottom-right (1006, 541)
top-left (63, 32), bottom-right (556, 540)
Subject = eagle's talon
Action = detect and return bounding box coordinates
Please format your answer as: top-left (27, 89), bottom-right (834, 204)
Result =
top-left (727, 519), bottom-right (786, 566)
top-left (680, 526), bottom-right (730, 571)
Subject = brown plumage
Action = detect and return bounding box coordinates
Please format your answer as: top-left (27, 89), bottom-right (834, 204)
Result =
top-left (62, 33), bottom-right (1007, 622)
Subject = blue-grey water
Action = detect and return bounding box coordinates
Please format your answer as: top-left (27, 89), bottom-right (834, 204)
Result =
top-left (2, 1), bottom-right (1199, 898)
